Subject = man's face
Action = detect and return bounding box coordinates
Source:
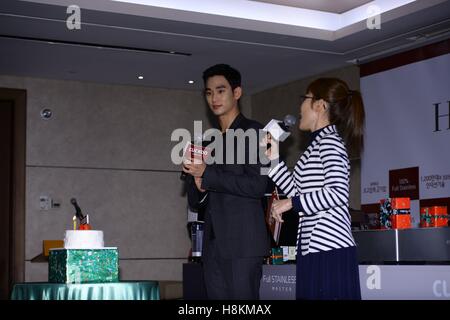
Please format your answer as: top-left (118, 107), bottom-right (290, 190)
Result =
top-left (204, 75), bottom-right (241, 117)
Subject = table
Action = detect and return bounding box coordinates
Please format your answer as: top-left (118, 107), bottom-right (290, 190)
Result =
top-left (11, 281), bottom-right (160, 300)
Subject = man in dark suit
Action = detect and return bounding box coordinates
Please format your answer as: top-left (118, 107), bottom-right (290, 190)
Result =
top-left (183, 64), bottom-right (270, 300)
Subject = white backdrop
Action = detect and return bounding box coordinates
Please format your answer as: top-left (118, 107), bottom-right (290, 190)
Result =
top-left (360, 53), bottom-right (450, 225)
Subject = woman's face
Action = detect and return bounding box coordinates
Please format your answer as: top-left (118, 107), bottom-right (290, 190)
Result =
top-left (299, 92), bottom-right (317, 132)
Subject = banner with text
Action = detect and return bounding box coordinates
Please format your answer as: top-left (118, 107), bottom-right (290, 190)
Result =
top-left (360, 53), bottom-right (450, 225)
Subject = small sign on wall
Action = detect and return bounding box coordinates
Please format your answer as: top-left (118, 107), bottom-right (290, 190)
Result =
top-left (389, 166), bottom-right (419, 199)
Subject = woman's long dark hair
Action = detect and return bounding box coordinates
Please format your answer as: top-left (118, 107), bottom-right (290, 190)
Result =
top-left (306, 77), bottom-right (365, 155)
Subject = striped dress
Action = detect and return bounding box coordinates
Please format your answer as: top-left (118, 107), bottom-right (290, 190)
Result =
top-left (268, 124), bottom-right (361, 299)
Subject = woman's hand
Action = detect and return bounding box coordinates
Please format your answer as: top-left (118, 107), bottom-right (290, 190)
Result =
top-left (260, 133), bottom-right (279, 161)
top-left (271, 199), bottom-right (293, 223)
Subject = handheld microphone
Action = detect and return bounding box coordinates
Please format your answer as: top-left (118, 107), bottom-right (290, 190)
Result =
top-left (280, 114), bottom-right (297, 131)
top-left (263, 114), bottom-right (297, 142)
top-left (180, 133), bottom-right (205, 181)
top-left (70, 198), bottom-right (87, 224)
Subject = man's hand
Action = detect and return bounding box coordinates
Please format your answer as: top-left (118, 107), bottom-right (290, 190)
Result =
top-left (271, 199), bottom-right (292, 223)
top-left (194, 177), bottom-right (206, 192)
top-left (183, 159), bottom-right (207, 192)
top-left (183, 160), bottom-right (206, 178)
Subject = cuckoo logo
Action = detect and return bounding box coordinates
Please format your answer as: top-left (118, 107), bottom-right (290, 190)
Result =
top-left (188, 147), bottom-right (208, 156)
top-left (183, 143), bottom-right (211, 165)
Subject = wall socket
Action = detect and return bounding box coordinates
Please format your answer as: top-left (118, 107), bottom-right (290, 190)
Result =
top-left (39, 196), bottom-right (52, 210)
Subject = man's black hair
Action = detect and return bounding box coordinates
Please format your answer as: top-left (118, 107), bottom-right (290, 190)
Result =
top-left (202, 64), bottom-right (241, 90)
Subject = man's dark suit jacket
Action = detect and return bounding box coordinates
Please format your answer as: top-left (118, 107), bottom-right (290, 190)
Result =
top-left (187, 113), bottom-right (270, 259)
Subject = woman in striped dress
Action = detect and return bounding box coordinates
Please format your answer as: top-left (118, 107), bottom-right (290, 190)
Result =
top-left (265, 78), bottom-right (365, 300)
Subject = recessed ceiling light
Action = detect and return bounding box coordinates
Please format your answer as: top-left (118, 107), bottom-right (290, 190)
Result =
top-left (188, 80), bottom-right (194, 84)
top-left (169, 51), bottom-right (176, 54)
top-left (137, 75), bottom-right (144, 80)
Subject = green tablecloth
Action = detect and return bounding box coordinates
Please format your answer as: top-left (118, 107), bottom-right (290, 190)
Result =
top-left (11, 281), bottom-right (160, 300)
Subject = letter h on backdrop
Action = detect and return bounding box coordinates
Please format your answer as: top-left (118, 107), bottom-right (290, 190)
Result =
top-left (433, 101), bottom-right (450, 132)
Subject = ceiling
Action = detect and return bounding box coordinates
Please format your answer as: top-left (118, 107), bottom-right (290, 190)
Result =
top-left (251, 0), bottom-right (373, 14)
top-left (0, 0), bottom-right (449, 94)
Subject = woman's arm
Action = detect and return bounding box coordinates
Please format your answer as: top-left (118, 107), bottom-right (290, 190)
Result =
top-left (267, 160), bottom-right (297, 198)
top-left (292, 137), bottom-right (349, 216)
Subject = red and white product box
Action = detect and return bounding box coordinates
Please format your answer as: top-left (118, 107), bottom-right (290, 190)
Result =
top-left (390, 198), bottom-right (410, 210)
top-left (390, 214), bottom-right (411, 229)
top-left (183, 142), bottom-right (210, 163)
top-left (420, 206), bottom-right (448, 228)
top-left (380, 197), bottom-right (411, 229)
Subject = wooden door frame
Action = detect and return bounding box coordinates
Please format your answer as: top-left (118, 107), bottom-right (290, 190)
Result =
top-left (0, 88), bottom-right (26, 294)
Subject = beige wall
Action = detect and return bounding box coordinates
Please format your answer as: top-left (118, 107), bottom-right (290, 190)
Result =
top-left (251, 66), bottom-right (362, 209)
top-left (0, 75), bottom-right (230, 282)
